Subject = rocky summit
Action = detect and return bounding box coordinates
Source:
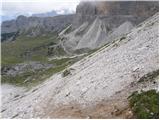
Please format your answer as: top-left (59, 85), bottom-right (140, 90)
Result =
top-left (1, 1), bottom-right (159, 119)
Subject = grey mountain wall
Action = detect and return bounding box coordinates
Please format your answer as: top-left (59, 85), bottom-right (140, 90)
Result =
top-left (73, 1), bottom-right (158, 28)
top-left (60, 1), bottom-right (158, 51)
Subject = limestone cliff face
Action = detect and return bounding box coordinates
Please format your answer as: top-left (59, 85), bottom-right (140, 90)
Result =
top-left (76, 1), bottom-right (158, 16)
top-left (73, 1), bottom-right (158, 28)
top-left (60, 1), bottom-right (159, 51)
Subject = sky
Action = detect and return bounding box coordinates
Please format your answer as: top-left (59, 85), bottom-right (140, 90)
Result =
top-left (1, 0), bottom-right (157, 20)
top-left (1, 0), bottom-right (80, 21)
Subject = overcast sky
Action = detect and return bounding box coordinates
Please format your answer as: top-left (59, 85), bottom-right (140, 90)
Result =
top-left (1, 0), bottom-right (80, 21)
top-left (1, 0), bottom-right (156, 18)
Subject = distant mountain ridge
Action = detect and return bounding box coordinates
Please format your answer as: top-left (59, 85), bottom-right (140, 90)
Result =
top-left (1, 14), bottom-right (74, 41)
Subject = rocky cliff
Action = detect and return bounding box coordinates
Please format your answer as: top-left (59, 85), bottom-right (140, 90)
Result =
top-left (73, 1), bottom-right (158, 27)
top-left (60, 1), bottom-right (158, 51)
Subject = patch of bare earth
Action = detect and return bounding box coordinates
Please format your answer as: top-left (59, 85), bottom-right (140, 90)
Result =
top-left (39, 99), bottom-right (133, 119)
top-left (36, 88), bottom-right (134, 119)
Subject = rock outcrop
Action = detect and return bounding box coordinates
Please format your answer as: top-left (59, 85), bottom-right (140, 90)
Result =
top-left (60, 1), bottom-right (158, 51)
top-left (1, 62), bottom-right (53, 77)
top-left (73, 1), bottom-right (158, 28)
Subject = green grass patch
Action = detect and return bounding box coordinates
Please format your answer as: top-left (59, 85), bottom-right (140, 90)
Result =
top-left (47, 43), bottom-right (67, 56)
top-left (1, 71), bottom-right (36, 86)
top-left (1, 34), bottom-right (58, 65)
top-left (48, 58), bottom-right (72, 66)
top-left (1, 33), bottom-right (83, 88)
top-left (1, 64), bottom-right (68, 88)
top-left (1, 56), bottom-right (79, 88)
top-left (128, 90), bottom-right (159, 119)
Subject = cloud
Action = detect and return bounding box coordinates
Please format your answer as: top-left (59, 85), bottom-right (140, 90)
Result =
top-left (1, 0), bottom-right (80, 20)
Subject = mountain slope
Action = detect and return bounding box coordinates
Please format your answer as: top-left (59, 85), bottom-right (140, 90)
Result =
top-left (1, 12), bottom-right (158, 118)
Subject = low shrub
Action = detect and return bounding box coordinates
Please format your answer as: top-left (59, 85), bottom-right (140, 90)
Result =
top-left (128, 90), bottom-right (159, 119)
top-left (62, 69), bottom-right (71, 77)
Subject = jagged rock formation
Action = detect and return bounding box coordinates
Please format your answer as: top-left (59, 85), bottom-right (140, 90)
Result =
top-left (60, 1), bottom-right (158, 51)
top-left (1, 12), bottom-right (159, 119)
top-left (73, 1), bottom-right (158, 28)
top-left (60, 17), bottom-right (135, 51)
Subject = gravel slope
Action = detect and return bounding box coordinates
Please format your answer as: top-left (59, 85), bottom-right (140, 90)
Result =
top-left (1, 13), bottom-right (159, 118)
top-left (62, 17), bottom-right (134, 51)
